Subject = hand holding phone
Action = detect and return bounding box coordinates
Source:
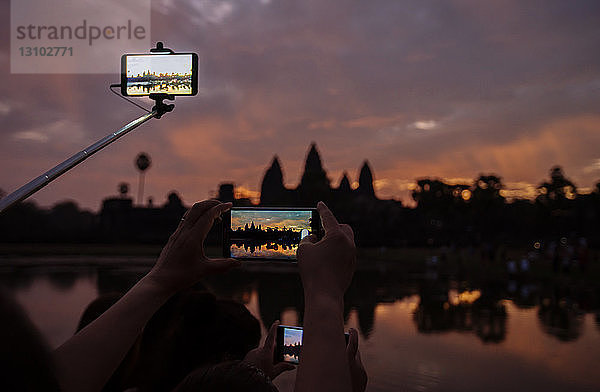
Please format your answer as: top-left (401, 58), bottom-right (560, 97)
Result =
top-left (297, 202), bottom-right (356, 300)
top-left (243, 321), bottom-right (295, 380)
top-left (148, 200), bottom-right (239, 293)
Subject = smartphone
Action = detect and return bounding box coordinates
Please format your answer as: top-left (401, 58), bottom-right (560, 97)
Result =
top-left (120, 52), bottom-right (198, 96)
top-left (222, 207), bottom-right (322, 261)
top-left (274, 325), bottom-right (350, 364)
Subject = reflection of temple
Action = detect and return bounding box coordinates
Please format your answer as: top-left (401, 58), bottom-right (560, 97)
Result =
top-left (414, 279), bottom-right (507, 343)
top-left (14, 265), bottom-right (598, 345)
top-left (537, 284), bottom-right (584, 341)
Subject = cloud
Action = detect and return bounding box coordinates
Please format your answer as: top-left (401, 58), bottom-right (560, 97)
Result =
top-left (0, 101), bottom-right (11, 116)
top-left (583, 159), bottom-right (600, 174)
top-left (1, 0), bottom-right (600, 210)
top-left (12, 119), bottom-right (86, 145)
top-left (155, 0), bottom-right (235, 24)
top-left (408, 120), bottom-right (438, 131)
top-left (13, 130), bottom-right (49, 143)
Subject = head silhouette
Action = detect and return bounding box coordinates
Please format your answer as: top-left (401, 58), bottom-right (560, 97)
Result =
top-left (172, 360), bottom-right (278, 392)
top-left (136, 289), bottom-right (261, 392)
top-left (0, 289), bottom-right (60, 392)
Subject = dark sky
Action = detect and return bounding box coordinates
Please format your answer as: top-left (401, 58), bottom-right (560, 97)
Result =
top-left (1, 0), bottom-right (599, 210)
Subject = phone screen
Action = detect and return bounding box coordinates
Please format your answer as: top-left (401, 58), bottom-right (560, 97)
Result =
top-left (121, 53), bottom-right (198, 96)
top-left (223, 207), bottom-right (320, 261)
top-left (279, 326), bottom-right (303, 364)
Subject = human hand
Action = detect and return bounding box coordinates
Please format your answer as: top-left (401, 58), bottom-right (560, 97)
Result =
top-left (243, 320), bottom-right (295, 380)
top-left (346, 328), bottom-right (368, 392)
top-left (147, 199), bottom-right (240, 293)
top-left (297, 201), bottom-right (356, 301)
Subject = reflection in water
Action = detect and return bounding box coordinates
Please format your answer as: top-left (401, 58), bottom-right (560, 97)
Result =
top-left (230, 243), bottom-right (298, 259)
top-left (1, 261), bottom-right (600, 391)
top-left (413, 278), bottom-right (507, 343)
top-left (538, 284), bottom-right (584, 341)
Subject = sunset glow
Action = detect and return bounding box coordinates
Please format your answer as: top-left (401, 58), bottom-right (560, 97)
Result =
top-left (1, 1), bottom-right (599, 211)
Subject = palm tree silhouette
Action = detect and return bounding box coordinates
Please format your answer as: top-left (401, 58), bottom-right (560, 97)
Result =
top-left (135, 153), bottom-right (151, 205)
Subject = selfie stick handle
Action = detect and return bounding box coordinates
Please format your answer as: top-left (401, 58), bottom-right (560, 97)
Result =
top-left (0, 109), bottom-right (162, 213)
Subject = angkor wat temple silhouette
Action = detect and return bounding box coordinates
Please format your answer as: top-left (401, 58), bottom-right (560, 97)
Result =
top-left (96, 143), bottom-right (401, 245)
top-left (217, 142), bottom-right (394, 209)
top-left (4, 142), bottom-right (598, 247)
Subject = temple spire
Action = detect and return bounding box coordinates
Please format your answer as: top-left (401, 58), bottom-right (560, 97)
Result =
top-left (357, 160), bottom-right (375, 197)
top-left (260, 155), bottom-right (286, 205)
top-left (298, 143), bottom-right (331, 204)
top-left (338, 172), bottom-right (352, 193)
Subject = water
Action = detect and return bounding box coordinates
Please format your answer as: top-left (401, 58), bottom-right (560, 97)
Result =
top-left (1, 258), bottom-right (599, 392)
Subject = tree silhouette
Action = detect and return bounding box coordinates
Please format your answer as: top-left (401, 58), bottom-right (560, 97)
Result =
top-left (118, 183), bottom-right (129, 198)
top-left (536, 166), bottom-right (577, 208)
top-left (472, 175), bottom-right (505, 206)
top-left (135, 153), bottom-right (152, 205)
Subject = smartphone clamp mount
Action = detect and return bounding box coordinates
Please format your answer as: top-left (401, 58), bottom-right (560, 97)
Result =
top-left (0, 42), bottom-right (180, 213)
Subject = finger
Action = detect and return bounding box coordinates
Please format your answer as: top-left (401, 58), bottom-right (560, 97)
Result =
top-left (202, 257), bottom-right (241, 274)
top-left (346, 328), bottom-right (358, 360)
top-left (264, 320), bottom-right (279, 350)
top-left (317, 201), bottom-right (340, 234)
top-left (299, 234), bottom-right (318, 245)
top-left (340, 224), bottom-right (355, 243)
top-left (192, 202), bottom-right (232, 238)
top-left (272, 362), bottom-right (296, 377)
top-left (207, 202), bottom-right (233, 221)
top-left (167, 208), bottom-right (194, 242)
top-left (356, 348), bottom-right (364, 368)
top-left (183, 199), bottom-right (221, 229)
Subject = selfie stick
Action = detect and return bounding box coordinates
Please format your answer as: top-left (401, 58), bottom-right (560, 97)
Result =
top-left (0, 44), bottom-right (176, 213)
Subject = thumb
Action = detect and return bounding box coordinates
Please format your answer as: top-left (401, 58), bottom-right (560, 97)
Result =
top-left (300, 234), bottom-right (318, 245)
top-left (346, 328), bottom-right (358, 361)
top-left (272, 362), bottom-right (296, 378)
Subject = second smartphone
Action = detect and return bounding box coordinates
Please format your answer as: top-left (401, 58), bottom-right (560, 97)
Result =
top-left (222, 207), bottom-right (322, 261)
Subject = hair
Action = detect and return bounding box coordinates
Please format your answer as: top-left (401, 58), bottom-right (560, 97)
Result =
top-left (136, 290), bottom-right (261, 392)
top-left (172, 360), bottom-right (278, 392)
top-left (0, 289), bottom-right (60, 392)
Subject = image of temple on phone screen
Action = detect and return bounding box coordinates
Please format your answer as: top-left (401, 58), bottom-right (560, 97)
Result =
top-left (283, 328), bottom-right (303, 364)
top-left (229, 210), bottom-right (312, 259)
top-left (126, 54), bottom-right (193, 95)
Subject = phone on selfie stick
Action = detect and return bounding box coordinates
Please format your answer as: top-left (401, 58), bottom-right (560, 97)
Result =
top-left (120, 51), bottom-right (198, 96)
top-left (0, 42), bottom-right (198, 213)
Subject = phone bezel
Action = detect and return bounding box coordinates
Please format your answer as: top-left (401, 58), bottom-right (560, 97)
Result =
top-left (120, 52), bottom-right (198, 96)
top-left (222, 207), bottom-right (322, 261)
